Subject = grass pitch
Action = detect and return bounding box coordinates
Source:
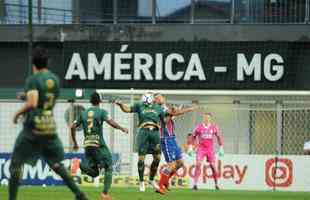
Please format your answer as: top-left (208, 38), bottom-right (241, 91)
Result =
top-left (0, 186), bottom-right (309, 200)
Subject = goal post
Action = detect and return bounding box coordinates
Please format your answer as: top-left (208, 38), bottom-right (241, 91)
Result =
top-left (96, 89), bottom-right (310, 96)
top-left (96, 89), bottom-right (310, 156)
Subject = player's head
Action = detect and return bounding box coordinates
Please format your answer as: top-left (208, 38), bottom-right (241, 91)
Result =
top-left (186, 133), bottom-right (194, 143)
top-left (203, 112), bottom-right (213, 124)
top-left (154, 93), bottom-right (166, 105)
top-left (32, 46), bottom-right (48, 72)
top-left (90, 92), bottom-right (102, 106)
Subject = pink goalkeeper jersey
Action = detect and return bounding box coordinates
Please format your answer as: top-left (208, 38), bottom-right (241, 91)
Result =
top-left (193, 123), bottom-right (220, 149)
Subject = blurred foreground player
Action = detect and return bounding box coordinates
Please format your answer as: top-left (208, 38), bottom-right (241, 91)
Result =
top-left (154, 94), bottom-right (197, 194)
top-left (192, 112), bottom-right (224, 190)
top-left (71, 92), bottom-right (128, 200)
top-left (10, 46), bottom-right (88, 200)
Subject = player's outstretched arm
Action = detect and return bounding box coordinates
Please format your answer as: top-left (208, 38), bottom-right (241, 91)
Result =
top-left (114, 100), bottom-right (132, 113)
top-left (13, 90), bottom-right (39, 124)
top-left (70, 123), bottom-right (79, 151)
top-left (106, 119), bottom-right (128, 134)
top-left (216, 131), bottom-right (224, 147)
top-left (169, 105), bottom-right (198, 117)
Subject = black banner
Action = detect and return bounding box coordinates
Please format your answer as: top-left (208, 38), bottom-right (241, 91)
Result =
top-left (62, 42), bottom-right (310, 90)
top-left (1, 42), bottom-right (310, 90)
top-left (0, 42), bottom-right (63, 88)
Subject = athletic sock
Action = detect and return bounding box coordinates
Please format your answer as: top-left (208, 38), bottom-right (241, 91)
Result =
top-left (194, 165), bottom-right (201, 186)
top-left (8, 165), bottom-right (22, 200)
top-left (138, 160), bottom-right (145, 182)
top-left (103, 167), bottom-right (112, 194)
top-left (149, 160), bottom-right (160, 181)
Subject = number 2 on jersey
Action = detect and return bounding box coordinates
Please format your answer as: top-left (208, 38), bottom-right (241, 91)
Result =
top-left (87, 111), bottom-right (95, 133)
top-left (44, 93), bottom-right (55, 110)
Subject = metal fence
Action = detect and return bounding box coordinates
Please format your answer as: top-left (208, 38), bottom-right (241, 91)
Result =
top-left (0, 0), bottom-right (309, 24)
top-left (1, 3), bottom-right (72, 24)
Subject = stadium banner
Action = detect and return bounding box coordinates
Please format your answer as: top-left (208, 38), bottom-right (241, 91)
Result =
top-left (0, 153), bottom-right (120, 186)
top-left (132, 153), bottom-right (310, 191)
top-left (62, 42), bottom-right (310, 90)
top-left (1, 152), bottom-right (309, 191)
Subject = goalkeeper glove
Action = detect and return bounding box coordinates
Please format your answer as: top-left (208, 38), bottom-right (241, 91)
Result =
top-left (218, 146), bottom-right (224, 157)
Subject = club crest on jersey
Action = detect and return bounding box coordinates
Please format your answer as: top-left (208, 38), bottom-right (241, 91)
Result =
top-left (46, 79), bottom-right (55, 89)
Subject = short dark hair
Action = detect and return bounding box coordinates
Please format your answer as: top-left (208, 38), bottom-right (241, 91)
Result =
top-left (90, 92), bottom-right (102, 105)
top-left (32, 46), bottom-right (48, 69)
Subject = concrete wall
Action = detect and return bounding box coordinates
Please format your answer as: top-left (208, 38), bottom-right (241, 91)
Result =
top-left (0, 24), bottom-right (309, 42)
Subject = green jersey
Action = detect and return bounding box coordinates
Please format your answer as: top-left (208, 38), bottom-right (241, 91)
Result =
top-left (131, 103), bottom-right (166, 128)
top-left (24, 71), bottom-right (60, 136)
top-left (76, 106), bottom-right (109, 148)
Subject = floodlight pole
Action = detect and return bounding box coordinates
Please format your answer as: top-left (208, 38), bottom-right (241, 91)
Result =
top-left (28, 0), bottom-right (33, 76)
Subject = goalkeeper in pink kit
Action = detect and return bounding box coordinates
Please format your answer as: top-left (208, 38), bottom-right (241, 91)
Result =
top-left (192, 112), bottom-right (224, 190)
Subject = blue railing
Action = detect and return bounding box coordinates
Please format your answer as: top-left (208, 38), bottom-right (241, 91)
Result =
top-left (0, 0), bottom-right (309, 24)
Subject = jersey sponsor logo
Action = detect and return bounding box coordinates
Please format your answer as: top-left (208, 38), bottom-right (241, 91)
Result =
top-left (33, 110), bottom-right (56, 135)
top-left (84, 135), bottom-right (100, 147)
top-left (142, 108), bottom-right (158, 114)
top-left (201, 130), bottom-right (213, 139)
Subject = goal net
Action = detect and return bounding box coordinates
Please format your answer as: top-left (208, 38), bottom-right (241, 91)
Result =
top-left (0, 90), bottom-right (309, 190)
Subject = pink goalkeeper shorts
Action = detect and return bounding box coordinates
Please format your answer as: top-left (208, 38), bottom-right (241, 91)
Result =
top-left (196, 146), bottom-right (215, 163)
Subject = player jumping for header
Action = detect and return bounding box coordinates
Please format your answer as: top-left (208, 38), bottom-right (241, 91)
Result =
top-left (154, 94), bottom-right (197, 194)
top-left (10, 46), bottom-right (88, 200)
top-left (71, 92), bottom-right (128, 200)
top-left (114, 92), bottom-right (186, 193)
top-left (114, 92), bottom-right (166, 192)
top-left (192, 112), bottom-right (224, 190)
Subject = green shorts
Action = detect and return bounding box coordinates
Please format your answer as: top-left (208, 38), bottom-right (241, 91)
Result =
top-left (82, 145), bottom-right (112, 170)
top-left (11, 129), bottom-right (64, 167)
top-left (136, 128), bottom-right (161, 156)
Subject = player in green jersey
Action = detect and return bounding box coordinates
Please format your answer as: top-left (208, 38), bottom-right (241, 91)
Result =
top-left (114, 92), bottom-right (187, 193)
top-left (10, 46), bottom-right (88, 200)
top-left (71, 92), bottom-right (128, 200)
top-left (114, 93), bottom-right (164, 192)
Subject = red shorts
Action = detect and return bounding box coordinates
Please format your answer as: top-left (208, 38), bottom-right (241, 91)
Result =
top-left (196, 146), bottom-right (215, 163)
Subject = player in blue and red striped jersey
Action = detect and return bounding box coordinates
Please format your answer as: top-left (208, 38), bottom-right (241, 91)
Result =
top-left (154, 94), bottom-right (197, 194)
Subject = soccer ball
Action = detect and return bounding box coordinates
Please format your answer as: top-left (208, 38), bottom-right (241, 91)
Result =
top-left (141, 93), bottom-right (154, 104)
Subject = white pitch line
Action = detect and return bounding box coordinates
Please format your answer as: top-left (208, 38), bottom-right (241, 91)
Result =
top-left (214, 66), bottom-right (227, 73)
